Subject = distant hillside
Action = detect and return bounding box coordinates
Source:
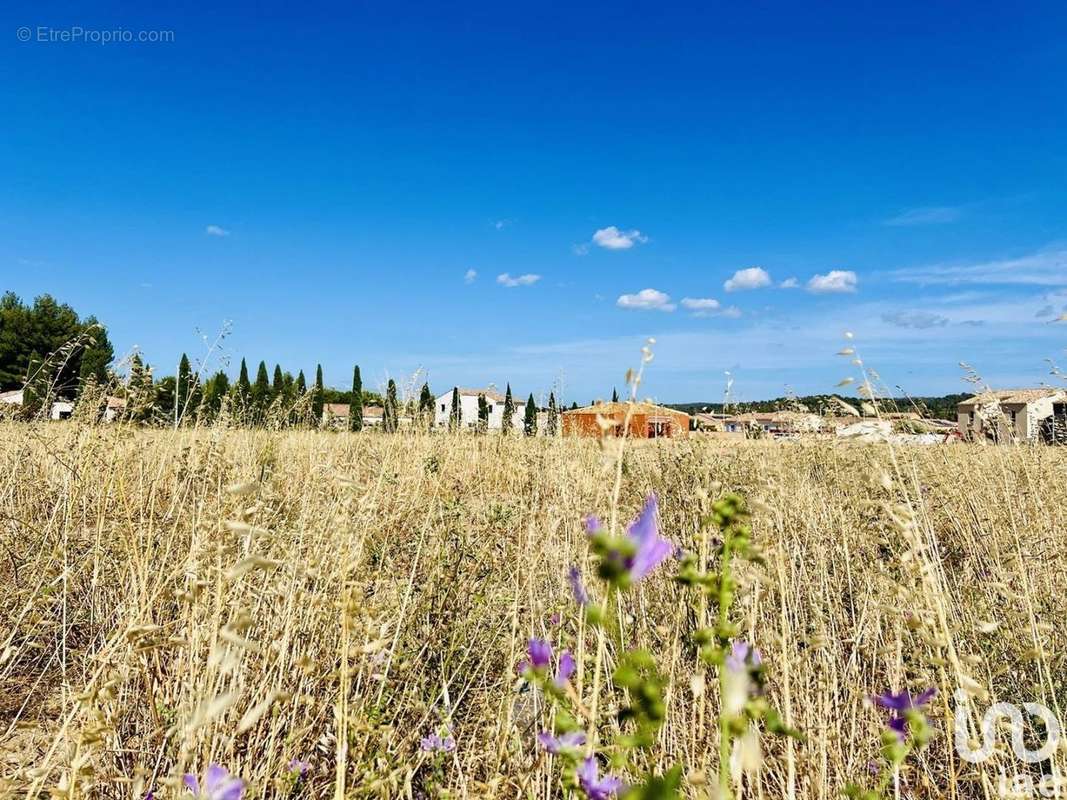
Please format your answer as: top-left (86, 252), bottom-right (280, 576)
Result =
top-left (668, 393), bottom-right (970, 420)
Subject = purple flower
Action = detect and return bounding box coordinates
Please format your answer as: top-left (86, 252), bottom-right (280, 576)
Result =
top-left (528, 638), bottom-right (553, 670)
top-left (183, 764), bottom-right (244, 800)
top-left (549, 612), bottom-right (561, 626)
top-left (537, 730), bottom-right (586, 754)
top-left (724, 640), bottom-right (762, 673)
top-left (555, 650), bottom-right (575, 687)
top-left (288, 758), bottom-right (310, 778)
top-left (576, 756), bottom-right (625, 799)
top-left (872, 688), bottom-right (936, 741)
top-left (626, 495), bottom-right (672, 581)
top-left (584, 514), bottom-right (603, 534)
top-left (568, 566), bottom-right (590, 607)
top-left (420, 734), bottom-right (456, 753)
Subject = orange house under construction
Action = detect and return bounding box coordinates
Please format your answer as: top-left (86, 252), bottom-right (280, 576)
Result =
top-left (562, 401), bottom-right (690, 439)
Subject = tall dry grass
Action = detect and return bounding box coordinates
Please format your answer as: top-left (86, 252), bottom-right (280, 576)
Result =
top-left (0, 421), bottom-right (1064, 798)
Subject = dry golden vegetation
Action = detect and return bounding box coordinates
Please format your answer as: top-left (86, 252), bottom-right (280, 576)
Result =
top-left (1, 421), bottom-right (1065, 799)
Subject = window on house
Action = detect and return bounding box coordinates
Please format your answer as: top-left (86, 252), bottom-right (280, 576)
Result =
top-left (441, 403), bottom-right (446, 412)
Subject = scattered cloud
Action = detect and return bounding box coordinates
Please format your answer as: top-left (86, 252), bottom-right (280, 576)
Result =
top-left (892, 248), bottom-right (1067, 287)
top-left (681, 297), bottom-right (720, 311)
top-left (592, 226), bottom-right (648, 251)
top-left (494, 219), bottom-right (511, 230)
top-left (464, 269), bottom-right (478, 284)
top-left (496, 272), bottom-right (541, 287)
top-left (883, 205), bottom-right (963, 227)
top-left (572, 243), bottom-right (590, 256)
top-left (779, 277), bottom-right (800, 289)
top-left (881, 310), bottom-right (950, 329)
top-left (205, 224), bottom-right (230, 237)
top-left (616, 288), bottom-right (675, 312)
top-left (1036, 304), bottom-right (1055, 318)
top-left (807, 270), bottom-right (858, 293)
top-left (720, 306), bottom-right (743, 319)
top-left (724, 267), bottom-right (772, 292)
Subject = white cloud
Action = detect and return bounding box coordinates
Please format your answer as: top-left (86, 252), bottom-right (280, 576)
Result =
top-left (592, 226), bottom-right (648, 250)
top-left (724, 267), bottom-right (772, 292)
top-left (681, 297), bottom-right (720, 311)
top-left (720, 306), bottom-right (743, 319)
top-left (205, 224), bottom-right (230, 237)
top-left (881, 310), bottom-right (949, 329)
top-left (497, 272), bottom-right (541, 287)
top-left (779, 277), bottom-right (799, 289)
top-left (464, 269), bottom-right (478, 284)
top-left (892, 248), bottom-right (1067, 287)
top-left (883, 206), bottom-right (962, 226)
top-left (572, 243), bottom-right (590, 256)
top-left (616, 288), bottom-right (675, 312)
top-left (807, 270), bottom-right (858, 293)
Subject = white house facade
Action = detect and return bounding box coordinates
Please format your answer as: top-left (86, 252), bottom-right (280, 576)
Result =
top-left (957, 389), bottom-right (1065, 442)
top-left (433, 388), bottom-right (514, 430)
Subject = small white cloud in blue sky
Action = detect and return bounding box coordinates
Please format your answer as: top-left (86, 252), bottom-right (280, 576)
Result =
top-left (779, 277), bottom-right (800, 289)
top-left (592, 226), bottom-right (648, 250)
top-left (497, 272), bottom-right (540, 287)
top-left (807, 270), bottom-right (858, 293)
top-left (724, 267), bottom-right (772, 292)
top-left (883, 206), bottom-right (963, 226)
top-left (464, 269), bottom-right (477, 284)
top-left (494, 219), bottom-right (510, 230)
top-left (617, 288), bottom-right (675, 311)
top-left (681, 297), bottom-right (720, 311)
top-left (882, 310), bottom-right (949, 329)
top-left (205, 224), bottom-right (230, 237)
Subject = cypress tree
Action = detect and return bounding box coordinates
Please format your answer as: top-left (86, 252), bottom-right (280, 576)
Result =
top-left (523, 393), bottom-right (537, 436)
top-left (235, 358), bottom-right (251, 422)
top-left (502, 383), bottom-right (514, 435)
top-left (418, 382), bottom-right (433, 429)
top-left (571, 401), bottom-right (579, 411)
top-left (477, 393), bottom-right (489, 433)
top-left (202, 370), bottom-right (229, 421)
top-left (295, 370), bottom-right (306, 395)
top-left (312, 364), bottom-right (325, 425)
top-left (350, 365), bottom-right (363, 432)
top-left (546, 392), bottom-right (559, 436)
top-left (612, 387), bottom-right (619, 403)
top-left (449, 387), bottom-right (462, 431)
top-left (383, 379), bottom-right (398, 433)
top-left (273, 364), bottom-right (284, 395)
top-left (253, 360), bottom-right (271, 423)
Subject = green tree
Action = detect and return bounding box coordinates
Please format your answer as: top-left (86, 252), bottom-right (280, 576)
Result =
top-left (273, 364), bottom-right (284, 396)
top-left (502, 384), bottom-right (515, 435)
top-left (176, 353), bottom-right (201, 425)
top-left (449, 387), bottom-right (462, 431)
top-left (612, 387), bottom-right (619, 403)
top-left (523, 393), bottom-right (537, 436)
top-left (477, 393), bottom-right (489, 433)
top-left (418, 382), bottom-right (434, 429)
top-left (350, 365), bottom-right (364, 432)
top-left (126, 355), bottom-right (156, 423)
top-left (236, 358), bottom-right (251, 407)
top-left (546, 392), bottom-right (559, 436)
top-left (201, 370), bottom-right (230, 421)
top-left (312, 364), bottom-right (325, 425)
top-left (78, 317), bottom-right (114, 392)
top-left (295, 370), bottom-right (306, 395)
top-left (383, 379), bottom-right (399, 433)
top-left (252, 361), bottom-right (272, 422)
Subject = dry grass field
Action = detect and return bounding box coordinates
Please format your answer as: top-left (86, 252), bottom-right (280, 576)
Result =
top-left (1, 421), bottom-right (1065, 799)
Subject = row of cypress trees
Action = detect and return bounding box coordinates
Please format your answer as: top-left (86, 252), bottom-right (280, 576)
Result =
top-left (449, 383), bottom-right (562, 435)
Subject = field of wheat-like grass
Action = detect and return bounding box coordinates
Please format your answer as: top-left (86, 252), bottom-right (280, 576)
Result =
top-left (1, 422), bottom-right (1064, 799)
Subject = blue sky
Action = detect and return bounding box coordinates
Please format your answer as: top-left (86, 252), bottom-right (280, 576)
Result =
top-left (3, 2), bottom-right (1067, 403)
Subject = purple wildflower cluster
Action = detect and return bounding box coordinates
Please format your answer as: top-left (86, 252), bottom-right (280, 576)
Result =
top-left (519, 637), bottom-right (575, 688)
top-left (577, 757), bottom-right (625, 799)
top-left (420, 731), bottom-right (457, 753)
top-left (183, 764), bottom-right (244, 800)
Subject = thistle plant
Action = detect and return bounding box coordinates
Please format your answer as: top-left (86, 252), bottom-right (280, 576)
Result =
top-left (843, 689), bottom-right (936, 800)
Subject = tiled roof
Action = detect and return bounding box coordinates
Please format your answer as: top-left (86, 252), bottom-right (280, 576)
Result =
top-left (440, 387), bottom-right (508, 403)
top-left (957, 389), bottom-right (1064, 408)
top-left (563, 401), bottom-right (689, 417)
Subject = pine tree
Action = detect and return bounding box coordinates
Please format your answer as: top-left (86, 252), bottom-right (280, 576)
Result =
top-left (295, 371), bottom-right (306, 395)
top-left (523, 393), bottom-right (537, 436)
top-left (612, 387), bottom-right (619, 403)
top-left (449, 387), bottom-right (462, 431)
top-left (477, 393), bottom-right (489, 433)
top-left (350, 365), bottom-right (363, 432)
top-left (383, 379), bottom-right (399, 433)
top-left (546, 392), bottom-right (559, 436)
top-left (312, 365), bottom-right (325, 426)
top-left (235, 358), bottom-right (251, 422)
top-left (502, 383), bottom-right (515, 435)
top-left (273, 364), bottom-right (284, 395)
